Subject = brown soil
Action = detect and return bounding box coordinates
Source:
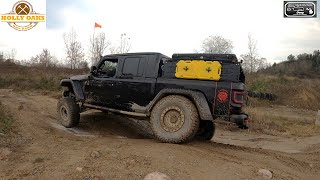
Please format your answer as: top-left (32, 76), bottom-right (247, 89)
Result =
top-left (0, 89), bottom-right (320, 180)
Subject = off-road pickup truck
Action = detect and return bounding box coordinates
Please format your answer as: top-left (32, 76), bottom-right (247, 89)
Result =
top-left (57, 52), bottom-right (249, 143)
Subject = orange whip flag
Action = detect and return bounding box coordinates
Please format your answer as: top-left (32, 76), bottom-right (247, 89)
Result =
top-left (94, 22), bottom-right (102, 28)
top-left (93, 22), bottom-right (102, 50)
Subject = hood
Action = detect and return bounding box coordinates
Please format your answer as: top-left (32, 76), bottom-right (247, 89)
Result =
top-left (69, 74), bottom-right (90, 81)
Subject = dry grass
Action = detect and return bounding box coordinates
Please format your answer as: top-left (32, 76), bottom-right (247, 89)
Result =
top-left (246, 74), bottom-right (320, 110)
top-left (244, 106), bottom-right (320, 137)
top-left (0, 101), bottom-right (13, 134)
top-left (0, 62), bottom-right (89, 92)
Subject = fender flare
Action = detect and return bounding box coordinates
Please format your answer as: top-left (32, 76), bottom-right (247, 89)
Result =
top-left (60, 79), bottom-right (85, 100)
top-left (146, 89), bottom-right (213, 121)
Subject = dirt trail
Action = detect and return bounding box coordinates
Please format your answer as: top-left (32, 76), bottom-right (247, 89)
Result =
top-left (0, 89), bottom-right (320, 180)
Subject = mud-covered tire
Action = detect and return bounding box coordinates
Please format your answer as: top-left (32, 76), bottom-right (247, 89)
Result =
top-left (150, 95), bottom-right (200, 143)
top-left (57, 97), bottom-right (80, 128)
top-left (195, 121), bottom-right (215, 141)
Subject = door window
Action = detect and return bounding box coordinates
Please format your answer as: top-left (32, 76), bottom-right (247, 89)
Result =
top-left (122, 57), bottom-right (145, 77)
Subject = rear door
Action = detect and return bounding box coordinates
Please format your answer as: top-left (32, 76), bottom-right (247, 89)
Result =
top-left (113, 55), bottom-right (157, 112)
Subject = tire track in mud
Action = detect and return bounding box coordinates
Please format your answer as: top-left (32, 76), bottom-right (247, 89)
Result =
top-left (107, 115), bottom-right (318, 180)
top-left (1, 90), bottom-right (320, 180)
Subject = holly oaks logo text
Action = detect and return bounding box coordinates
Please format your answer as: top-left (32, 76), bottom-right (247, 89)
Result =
top-left (1, 0), bottom-right (45, 31)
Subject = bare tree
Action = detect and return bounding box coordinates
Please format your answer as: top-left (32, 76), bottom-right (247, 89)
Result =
top-left (201, 35), bottom-right (233, 54)
top-left (30, 49), bottom-right (58, 67)
top-left (40, 49), bottom-right (55, 67)
top-left (78, 61), bottom-right (89, 70)
top-left (63, 28), bottom-right (84, 69)
top-left (240, 34), bottom-right (268, 73)
top-left (29, 56), bottom-right (39, 65)
top-left (119, 33), bottom-right (131, 54)
top-left (247, 34), bottom-right (259, 72)
top-left (4, 48), bottom-right (17, 61)
top-left (257, 57), bottom-right (270, 70)
top-left (240, 53), bottom-right (250, 71)
top-left (0, 51), bottom-right (4, 61)
top-left (109, 33), bottom-right (131, 54)
top-left (89, 32), bottom-right (110, 65)
top-left (108, 46), bottom-right (119, 54)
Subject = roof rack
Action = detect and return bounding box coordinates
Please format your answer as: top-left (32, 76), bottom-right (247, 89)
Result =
top-left (172, 53), bottom-right (238, 63)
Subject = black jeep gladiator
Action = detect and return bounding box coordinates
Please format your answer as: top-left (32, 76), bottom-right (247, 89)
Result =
top-left (57, 52), bottom-right (249, 143)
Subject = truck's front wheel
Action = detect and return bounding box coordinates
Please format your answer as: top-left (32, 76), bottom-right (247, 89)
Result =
top-left (57, 97), bottom-right (80, 128)
top-left (150, 95), bottom-right (199, 143)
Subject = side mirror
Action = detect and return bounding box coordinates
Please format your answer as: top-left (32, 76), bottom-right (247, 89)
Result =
top-left (90, 66), bottom-right (97, 74)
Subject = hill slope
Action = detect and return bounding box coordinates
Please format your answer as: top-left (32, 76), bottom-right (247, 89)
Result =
top-left (247, 58), bottom-right (320, 110)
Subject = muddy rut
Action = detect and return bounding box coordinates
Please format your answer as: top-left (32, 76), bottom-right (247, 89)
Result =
top-left (0, 90), bottom-right (319, 180)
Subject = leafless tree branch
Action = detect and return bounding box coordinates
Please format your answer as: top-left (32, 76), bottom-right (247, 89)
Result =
top-left (63, 28), bottom-right (85, 69)
top-left (201, 35), bottom-right (233, 54)
top-left (89, 32), bottom-right (111, 65)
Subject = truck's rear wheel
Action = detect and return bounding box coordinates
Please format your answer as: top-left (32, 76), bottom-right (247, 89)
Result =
top-left (57, 97), bottom-right (80, 128)
top-left (150, 95), bottom-right (199, 143)
top-left (196, 121), bottom-right (215, 140)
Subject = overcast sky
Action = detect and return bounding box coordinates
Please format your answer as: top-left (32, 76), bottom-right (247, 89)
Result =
top-left (0, 0), bottom-right (319, 64)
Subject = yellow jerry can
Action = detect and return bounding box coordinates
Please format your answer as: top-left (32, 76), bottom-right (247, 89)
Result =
top-left (175, 60), bottom-right (197, 79)
top-left (175, 60), bottom-right (222, 80)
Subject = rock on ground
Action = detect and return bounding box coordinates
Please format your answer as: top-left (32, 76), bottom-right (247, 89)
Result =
top-left (258, 169), bottom-right (273, 179)
top-left (144, 172), bottom-right (171, 180)
top-left (0, 148), bottom-right (12, 161)
top-left (76, 167), bottom-right (83, 172)
top-left (90, 151), bottom-right (101, 158)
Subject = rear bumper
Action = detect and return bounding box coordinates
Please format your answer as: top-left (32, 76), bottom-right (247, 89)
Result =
top-left (230, 113), bottom-right (250, 128)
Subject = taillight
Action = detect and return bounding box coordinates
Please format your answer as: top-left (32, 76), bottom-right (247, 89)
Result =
top-left (233, 91), bottom-right (244, 104)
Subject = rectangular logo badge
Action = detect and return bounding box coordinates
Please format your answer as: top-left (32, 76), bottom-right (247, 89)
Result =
top-left (284, 1), bottom-right (317, 18)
